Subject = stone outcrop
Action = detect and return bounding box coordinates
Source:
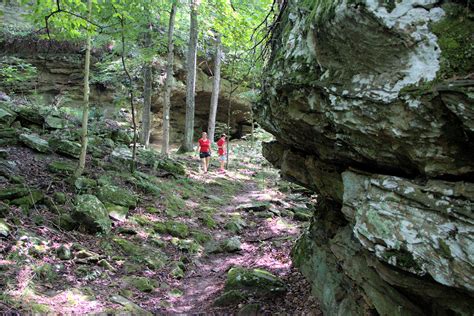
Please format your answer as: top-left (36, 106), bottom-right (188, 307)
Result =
top-left (257, 0), bottom-right (474, 315)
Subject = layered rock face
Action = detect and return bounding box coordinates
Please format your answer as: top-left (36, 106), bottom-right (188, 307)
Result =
top-left (257, 0), bottom-right (473, 314)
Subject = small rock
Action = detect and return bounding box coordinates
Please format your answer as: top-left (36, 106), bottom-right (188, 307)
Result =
top-left (236, 202), bottom-right (270, 212)
top-left (0, 219), bottom-right (10, 237)
top-left (170, 264), bottom-right (185, 279)
top-left (56, 245), bottom-right (72, 260)
top-left (48, 161), bottom-right (76, 175)
top-left (124, 276), bottom-right (157, 293)
top-left (222, 236), bottom-right (242, 252)
top-left (107, 204), bottom-right (129, 221)
top-left (53, 192), bottom-right (67, 204)
top-left (292, 207), bottom-right (312, 221)
top-left (75, 249), bottom-right (101, 263)
top-left (238, 303), bottom-right (261, 316)
top-left (110, 295), bottom-right (151, 315)
top-left (213, 290), bottom-right (246, 306)
top-left (0, 149), bottom-right (8, 159)
top-left (19, 133), bottom-right (49, 153)
top-left (98, 259), bottom-right (116, 271)
top-left (0, 202), bottom-right (9, 218)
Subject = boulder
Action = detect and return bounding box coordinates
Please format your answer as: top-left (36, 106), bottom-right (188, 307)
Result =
top-left (45, 115), bottom-right (67, 129)
top-left (73, 194), bottom-right (111, 233)
top-left (123, 276), bottom-right (157, 293)
top-left (0, 105), bottom-right (16, 126)
top-left (224, 267), bottom-right (286, 297)
top-left (16, 106), bottom-right (45, 125)
top-left (153, 221), bottom-right (189, 238)
top-left (19, 133), bottom-right (49, 153)
top-left (49, 138), bottom-right (81, 158)
top-left (110, 147), bottom-right (133, 166)
top-left (48, 161), bottom-right (76, 175)
top-left (257, 1), bottom-right (474, 314)
top-left (0, 128), bottom-right (18, 146)
top-left (97, 184), bottom-right (137, 208)
top-left (0, 185), bottom-right (29, 200)
top-left (10, 190), bottom-right (44, 209)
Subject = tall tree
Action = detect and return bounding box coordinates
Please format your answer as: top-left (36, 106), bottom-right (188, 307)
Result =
top-left (141, 23), bottom-right (153, 147)
top-left (162, 1), bottom-right (177, 156)
top-left (180, 0), bottom-right (198, 152)
top-left (207, 32), bottom-right (222, 143)
top-left (75, 0), bottom-right (92, 177)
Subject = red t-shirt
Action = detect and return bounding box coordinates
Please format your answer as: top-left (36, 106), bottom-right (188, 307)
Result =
top-left (217, 138), bottom-right (225, 155)
top-left (198, 138), bottom-right (210, 153)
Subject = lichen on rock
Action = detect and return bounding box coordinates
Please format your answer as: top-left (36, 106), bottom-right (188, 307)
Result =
top-left (257, 0), bottom-right (474, 314)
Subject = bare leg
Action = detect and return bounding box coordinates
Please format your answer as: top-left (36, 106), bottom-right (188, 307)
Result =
top-left (206, 156), bottom-right (211, 172)
top-left (220, 159), bottom-right (225, 170)
top-left (201, 158), bottom-right (207, 172)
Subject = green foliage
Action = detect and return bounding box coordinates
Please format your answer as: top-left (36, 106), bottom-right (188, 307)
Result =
top-left (0, 57), bottom-right (37, 86)
top-left (431, 3), bottom-right (474, 78)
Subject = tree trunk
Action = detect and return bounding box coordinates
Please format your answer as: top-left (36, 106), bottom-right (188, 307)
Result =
top-left (141, 24), bottom-right (153, 148)
top-left (119, 14), bottom-right (137, 173)
top-left (162, 1), bottom-right (177, 156)
top-left (180, 0), bottom-right (198, 152)
top-left (75, 0), bottom-right (92, 177)
top-left (207, 33), bottom-right (222, 143)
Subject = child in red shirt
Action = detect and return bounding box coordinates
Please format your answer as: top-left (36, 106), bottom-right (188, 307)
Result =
top-left (216, 134), bottom-right (227, 172)
top-left (197, 132), bottom-right (211, 173)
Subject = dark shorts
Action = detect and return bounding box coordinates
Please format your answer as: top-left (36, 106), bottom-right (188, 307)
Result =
top-left (199, 152), bottom-right (211, 158)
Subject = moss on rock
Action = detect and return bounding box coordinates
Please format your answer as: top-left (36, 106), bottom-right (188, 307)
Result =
top-left (73, 194), bottom-right (112, 233)
top-left (97, 184), bottom-right (137, 208)
top-left (213, 290), bottom-right (246, 307)
top-left (225, 266), bottom-right (286, 296)
top-left (431, 3), bottom-right (474, 79)
top-left (123, 276), bottom-right (157, 293)
top-left (48, 161), bottom-right (76, 175)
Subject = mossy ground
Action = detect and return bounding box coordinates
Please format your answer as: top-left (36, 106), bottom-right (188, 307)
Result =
top-left (0, 116), bottom-right (317, 314)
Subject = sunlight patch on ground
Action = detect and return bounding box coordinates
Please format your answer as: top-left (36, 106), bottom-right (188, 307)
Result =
top-left (8, 267), bottom-right (104, 314)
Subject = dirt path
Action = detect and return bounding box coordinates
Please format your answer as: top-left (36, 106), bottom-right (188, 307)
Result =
top-left (153, 165), bottom-right (322, 314)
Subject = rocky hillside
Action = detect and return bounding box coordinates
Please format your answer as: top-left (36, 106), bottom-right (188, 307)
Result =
top-left (257, 0), bottom-right (473, 315)
top-left (0, 98), bottom-right (319, 313)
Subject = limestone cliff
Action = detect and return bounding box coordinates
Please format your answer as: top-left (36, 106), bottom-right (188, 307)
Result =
top-left (257, 0), bottom-right (474, 314)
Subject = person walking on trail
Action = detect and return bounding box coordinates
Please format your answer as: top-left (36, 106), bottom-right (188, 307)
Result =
top-left (217, 134), bottom-right (227, 173)
top-left (197, 132), bottom-right (211, 173)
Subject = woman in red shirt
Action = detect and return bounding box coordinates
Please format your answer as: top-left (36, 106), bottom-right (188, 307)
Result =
top-left (196, 132), bottom-right (211, 173)
top-left (216, 133), bottom-right (227, 172)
